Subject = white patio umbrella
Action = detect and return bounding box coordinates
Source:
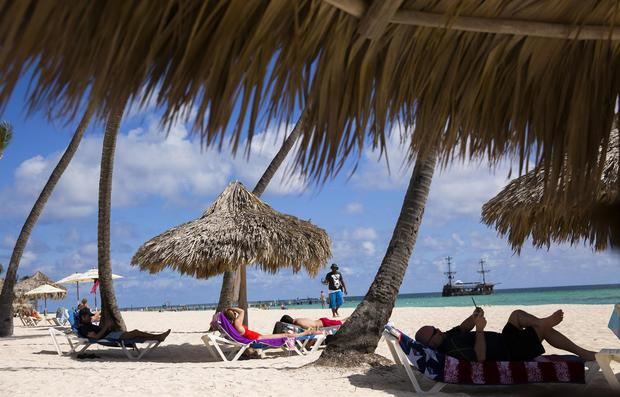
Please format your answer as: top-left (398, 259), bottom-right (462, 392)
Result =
top-left (79, 268), bottom-right (123, 308)
top-left (80, 268), bottom-right (123, 281)
top-left (25, 284), bottom-right (67, 315)
top-left (56, 272), bottom-right (87, 301)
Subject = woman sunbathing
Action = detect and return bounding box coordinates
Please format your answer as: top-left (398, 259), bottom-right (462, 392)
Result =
top-left (279, 314), bottom-right (345, 329)
top-left (224, 307), bottom-right (320, 341)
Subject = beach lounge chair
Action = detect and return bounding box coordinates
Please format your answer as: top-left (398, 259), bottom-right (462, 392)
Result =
top-left (18, 312), bottom-right (38, 327)
top-left (383, 324), bottom-right (599, 394)
top-left (46, 307), bottom-right (70, 327)
top-left (48, 310), bottom-right (163, 360)
top-left (595, 304), bottom-right (620, 391)
top-left (201, 313), bottom-right (325, 361)
top-left (273, 321), bottom-right (339, 353)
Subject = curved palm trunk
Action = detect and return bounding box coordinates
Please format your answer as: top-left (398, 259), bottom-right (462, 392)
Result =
top-left (216, 108), bottom-right (309, 325)
top-left (98, 99), bottom-right (128, 331)
top-left (0, 107), bottom-right (94, 337)
top-left (320, 151), bottom-right (437, 359)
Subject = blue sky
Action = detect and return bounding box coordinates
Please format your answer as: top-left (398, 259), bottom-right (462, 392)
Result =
top-left (0, 80), bottom-right (618, 311)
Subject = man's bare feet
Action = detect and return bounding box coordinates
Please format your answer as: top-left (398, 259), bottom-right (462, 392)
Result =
top-left (545, 310), bottom-right (564, 328)
top-left (157, 329), bottom-right (171, 342)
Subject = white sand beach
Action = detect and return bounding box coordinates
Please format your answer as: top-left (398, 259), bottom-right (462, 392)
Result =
top-left (0, 304), bottom-right (617, 397)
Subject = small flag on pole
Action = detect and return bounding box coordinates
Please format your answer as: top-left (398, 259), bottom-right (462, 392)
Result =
top-left (90, 279), bottom-right (100, 294)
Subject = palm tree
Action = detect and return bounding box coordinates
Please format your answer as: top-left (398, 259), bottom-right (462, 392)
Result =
top-left (97, 98), bottom-right (128, 331)
top-left (0, 121), bottom-right (13, 159)
top-left (319, 151), bottom-right (437, 360)
top-left (0, 107), bottom-right (94, 337)
top-left (216, 108), bottom-right (309, 326)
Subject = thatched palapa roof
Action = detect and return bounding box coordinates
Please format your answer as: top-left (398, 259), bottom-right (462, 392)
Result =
top-left (482, 129), bottom-right (619, 251)
top-left (14, 271), bottom-right (66, 296)
top-left (0, 1), bottom-right (618, 200)
top-left (132, 182), bottom-right (331, 278)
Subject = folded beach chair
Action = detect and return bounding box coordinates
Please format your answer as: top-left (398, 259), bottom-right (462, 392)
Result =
top-left (383, 325), bottom-right (599, 394)
top-left (201, 313), bottom-right (325, 361)
top-left (48, 310), bottom-right (163, 360)
top-left (595, 304), bottom-right (620, 391)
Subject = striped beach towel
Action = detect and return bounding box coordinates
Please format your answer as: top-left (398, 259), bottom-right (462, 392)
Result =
top-left (399, 332), bottom-right (586, 385)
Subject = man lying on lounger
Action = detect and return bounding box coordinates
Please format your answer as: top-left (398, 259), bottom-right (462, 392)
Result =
top-left (415, 307), bottom-right (596, 362)
top-left (77, 307), bottom-right (170, 342)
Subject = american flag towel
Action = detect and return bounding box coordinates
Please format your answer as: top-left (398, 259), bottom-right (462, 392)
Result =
top-left (398, 332), bottom-right (586, 385)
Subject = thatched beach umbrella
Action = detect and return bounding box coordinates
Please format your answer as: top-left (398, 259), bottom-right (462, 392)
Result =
top-left (132, 181), bottom-right (331, 281)
top-left (482, 129), bottom-right (619, 252)
top-left (24, 284), bottom-right (67, 315)
top-left (14, 271), bottom-right (65, 297)
top-left (0, 1), bottom-right (618, 199)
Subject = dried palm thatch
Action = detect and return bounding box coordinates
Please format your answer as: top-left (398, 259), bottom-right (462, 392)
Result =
top-left (132, 181), bottom-right (331, 278)
top-left (482, 128), bottom-right (619, 252)
top-left (0, 1), bottom-right (618, 201)
top-left (14, 271), bottom-right (67, 297)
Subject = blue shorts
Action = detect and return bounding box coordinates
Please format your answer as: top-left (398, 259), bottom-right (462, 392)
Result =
top-left (329, 291), bottom-right (344, 309)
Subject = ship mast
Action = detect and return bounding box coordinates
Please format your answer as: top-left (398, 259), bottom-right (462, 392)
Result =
top-left (477, 259), bottom-right (490, 284)
top-left (444, 256), bottom-right (456, 286)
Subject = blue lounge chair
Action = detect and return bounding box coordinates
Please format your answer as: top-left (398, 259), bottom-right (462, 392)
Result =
top-left (48, 310), bottom-right (163, 360)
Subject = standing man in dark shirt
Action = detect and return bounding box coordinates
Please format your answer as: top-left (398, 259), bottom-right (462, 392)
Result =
top-left (77, 307), bottom-right (171, 341)
top-left (415, 308), bottom-right (596, 362)
top-left (321, 263), bottom-right (347, 317)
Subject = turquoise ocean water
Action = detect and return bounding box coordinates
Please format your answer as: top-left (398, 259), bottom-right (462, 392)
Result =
top-left (125, 284), bottom-right (619, 311)
top-left (281, 284), bottom-right (620, 310)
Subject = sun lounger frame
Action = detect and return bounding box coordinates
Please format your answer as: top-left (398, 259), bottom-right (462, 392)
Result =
top-left (383, 330), bottom-right (447, 394)
top-left (48, 327), bottom-right (161, 360)
top-left (596, 348), bottom-right (620, 390)
top-left (383, 329), bottom-right (603, 394)
top-left (201, 327), bottom-right (326, 361)
top-left (18, 313), bottom-right (40, 327)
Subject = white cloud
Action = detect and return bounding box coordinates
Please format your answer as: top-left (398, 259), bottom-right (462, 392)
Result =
top-left (348, 126), bottom-right (528, 222)
top-left (351, 131), bottom-right (411, 190)
top-left (345, 202), bottom-right (364, 214)
top-left (0, 117), bottom-right (307, 221)
top-left (1, 235), bottom-right (15, 249)
top-left (361, 241), bottom-right (376, 256)
top-left (351, 227), bottom-right (378, 240)
top-left (19, 251), bottom-right (37, 268)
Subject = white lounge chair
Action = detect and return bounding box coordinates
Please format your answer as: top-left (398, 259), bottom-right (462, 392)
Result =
top-left (383, 327), bottom-right (446, 394)
top-left (273, 321), bottom-right (336, 353)
top-left (595, 304), bottom-right (620, 391)
top-left (383, 325), bottom-right (600, 394)
top-left (18, 312), bottom-right (39, 327)
top-left (201, 313), bottom-right (325, 361)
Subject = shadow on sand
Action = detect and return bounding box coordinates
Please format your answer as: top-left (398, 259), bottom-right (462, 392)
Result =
top-left (33, 343), bottom-right (310, 364)
top-left (347, 365), bottom-right (615, 397)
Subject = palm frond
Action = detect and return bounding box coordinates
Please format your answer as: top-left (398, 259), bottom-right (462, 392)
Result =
top-left (0, 0), bottom-right (618, 202)
top-left (0, 120), bottom-right (13, 154)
